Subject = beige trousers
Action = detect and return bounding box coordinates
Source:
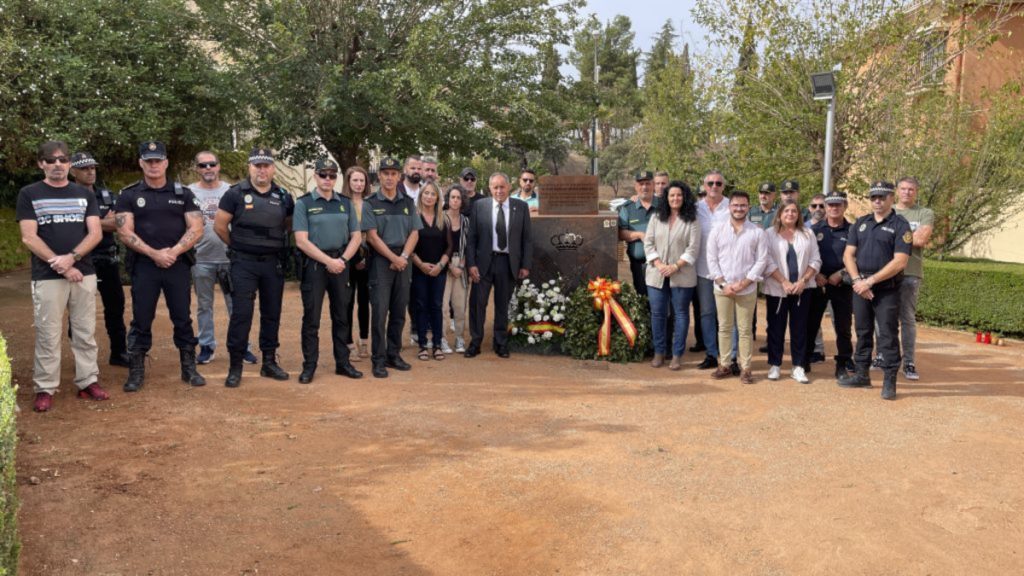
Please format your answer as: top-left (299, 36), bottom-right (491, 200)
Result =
top-left (31, 276), bottom-right (99, 394)
top-left (715, 290), bottom-right (757, 371)
top-left (443, 263), bottom-right (470, 343)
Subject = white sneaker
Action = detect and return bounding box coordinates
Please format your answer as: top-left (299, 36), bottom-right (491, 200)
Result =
top-left (768, 365), bottom-right (781, 380)
top-left (791, 366), bottom-right (809, 384)
top-left (440, 338), bottom-right (453, 355)
top-left (455, 337), bottom-right (466, 353)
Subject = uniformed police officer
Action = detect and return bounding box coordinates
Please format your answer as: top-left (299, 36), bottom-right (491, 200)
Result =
top-left (749, 182), bottom-right (778, 230)
top-left (808, 191), bottom-right (855, 380)
top-left (70, 151), bottom-right (128, 367)
top-left (363, 156), bottom-right (422, 378)
top-left (780, 179), bottom-right (812, 222)
top-left (114, 140), bottom-right (206, 391)
top-left (618, 171), bottom-right (658, 291)
top-left (214, 147), bottom-right (295, 387)
top-left (293, 159), bottom-right (364, 384)
top-left (839, 181), bottom-right (912, 400)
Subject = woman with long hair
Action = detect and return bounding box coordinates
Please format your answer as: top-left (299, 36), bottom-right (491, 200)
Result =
top-left (341, 166), bottom-right (371, 359)
top-left (411, 182), bottom-right (452, 360)
top-left (442, 185), bottom-right (471, 353)
top-left (642, 180), bottom-right (701, 370)
top-left (763, 199), bottom-right (822, 383)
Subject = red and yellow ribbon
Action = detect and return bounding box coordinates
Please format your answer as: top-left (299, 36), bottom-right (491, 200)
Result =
top-left (526, 322), bottom-right (565, 335)
top-left (587, 277), bottom-right (637, 356)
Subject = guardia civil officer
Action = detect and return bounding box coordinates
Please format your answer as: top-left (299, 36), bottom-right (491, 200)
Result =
top-left (215, 147), bottom-right (295, 387)
top-left (362, 156), bottom-right (422, 378)
top-left (114, 141), bottom-right (206, 391)
top-left (293, 159), bottom-right (364, 384)
top-left (70, 151), bottom-right (128, 367)
top-left (839, 181), bottom-right (912, 400)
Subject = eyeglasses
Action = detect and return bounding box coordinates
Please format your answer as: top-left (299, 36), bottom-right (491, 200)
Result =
top-left (809, 203), bottom-right (824, 209)
top-left (316, 171), bottom-right (338, 180)
top-left (43, 156), bottom-right (70, 165)
top-left (462, 176), bottom-right (476, 182)
top-left (196, 162), bottom-right (219, 169)
top-left (705, 181), bottom-right (724, 187)
top-left (521, 178), bottom-right (534, 183)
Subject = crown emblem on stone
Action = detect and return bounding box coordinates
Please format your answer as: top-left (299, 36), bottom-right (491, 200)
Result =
top-left (551, 231), bottom-right (585, 251)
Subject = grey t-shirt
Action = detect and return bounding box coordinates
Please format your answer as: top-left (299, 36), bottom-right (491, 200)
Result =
top-left (190, 181), bottom-right (231, 263)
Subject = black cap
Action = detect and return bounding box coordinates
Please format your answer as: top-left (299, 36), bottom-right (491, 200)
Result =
top-left (314, 158), bottom-right (339, 171)
top-left (70, 152), bottom-right (99, 169)
top-left (780, 179), bottom-right (799, 192)
top-left (824, 191), bottom-right (847, 204)
top-left (758, 182), bottom-right (776, 194)
top-left (460, 167), bottom-right (478, 180)
top-left (635, 170), bottom-right (654, 182)
top-left (139, 141), bottom-right (167, 160)
top-left (249, 147), bottom-right (274, 164)
top-left (869, 181), bottom-right (895, 197)
top-left (379, 156), bottom-right (401, 172)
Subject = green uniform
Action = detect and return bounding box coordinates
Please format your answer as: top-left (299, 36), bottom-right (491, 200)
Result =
top-left (362, 190), bottom-right (422, 249)
top-left (294, 190), bottom-right (356, 250)
top-left (748, 203), bottom-right (777, 229)
top-left (617, 199), bottom-right (657, 261)
top-left (894, 204), bottom-right (933, 279)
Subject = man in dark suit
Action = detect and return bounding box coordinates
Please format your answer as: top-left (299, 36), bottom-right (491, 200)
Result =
top-left (464, 172), bottom-right (533, 358)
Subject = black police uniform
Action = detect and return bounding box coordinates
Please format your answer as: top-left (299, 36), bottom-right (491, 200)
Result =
top-left (219, 179), bottom-right (294, 364)
top-left (115, 181), bottom-right (201, 354)
top-left (91, 184), bottom-right (128, 363)
top-left (846, 210), bottom-right (912, 376)
top-left (807, 218), bottom-right (854, 376)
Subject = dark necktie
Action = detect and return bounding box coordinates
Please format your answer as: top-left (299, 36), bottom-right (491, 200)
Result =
top-left (497, 202), bottom-right (508, 251)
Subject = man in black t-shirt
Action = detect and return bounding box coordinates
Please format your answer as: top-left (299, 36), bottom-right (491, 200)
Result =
top-left (16, 140), bottom-right (108, 412)
top-left (114, 140), bottom-right (206, 392)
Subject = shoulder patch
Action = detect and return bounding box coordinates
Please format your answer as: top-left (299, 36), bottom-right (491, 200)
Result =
top-left (903, 231), bottom-right (912, 243)
top-left (859, 223), bottom-right (866, 232)
top-left (816, 232), bottom-right (824, 241)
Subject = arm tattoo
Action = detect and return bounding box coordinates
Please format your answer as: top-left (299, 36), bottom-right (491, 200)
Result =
top-left (177, 231), bottom-right (197, 249)
top-left (115, 214), bottom-right (126, 228)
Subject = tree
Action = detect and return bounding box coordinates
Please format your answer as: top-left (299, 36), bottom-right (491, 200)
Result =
top-left (644, 20), bottom-right (677, 81)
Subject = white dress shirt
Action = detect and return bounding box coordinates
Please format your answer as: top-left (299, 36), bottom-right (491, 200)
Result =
top-left (706, 219), bottom-right (769, 296)
top-left (696, 196), bottom-right (731, 278)
top-left (491, 199), bottom-right (511, 253)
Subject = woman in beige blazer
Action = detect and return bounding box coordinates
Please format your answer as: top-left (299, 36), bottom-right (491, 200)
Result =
top-left (643, 181), bottom-right (702, 370)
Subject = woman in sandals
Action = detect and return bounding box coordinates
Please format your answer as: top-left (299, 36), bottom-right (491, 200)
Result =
top-left (411, 182), bottom-right (453, 360)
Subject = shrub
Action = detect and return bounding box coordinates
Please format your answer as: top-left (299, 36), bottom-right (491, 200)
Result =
top-left (0, 208), bottom-right (28, 274)
top-left (563, 280), bottom-right (651, 363)
top-left (918, 259), bottom-right (1024, 338)
top-left (0, 335), bottom-right (19, 575)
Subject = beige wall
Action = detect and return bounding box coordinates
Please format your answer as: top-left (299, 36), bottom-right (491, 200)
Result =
top-left (962, 213), bottom-right (1024, 263)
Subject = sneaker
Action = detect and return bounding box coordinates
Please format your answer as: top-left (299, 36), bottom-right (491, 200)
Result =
top-left (792, 366), bottom-right (809, 384)
top-left (440, 339), bottom-right (453, 355)
top-left (455, 337), bottom-right (466, 353)
top-left (903, 364), bottom-right (920, 381)
top-left (243, 349), bottom-right (258, 364)
top-left (197, 345), bottom-right (215, 365)
top-left (870, 354), bottom-right (883, 371)
top-left (33, 392), bottom-right (53, 412)
top-left (77, 383), bottom-right (110, 401)
top-left (767, 365), bottom-right (781, 380)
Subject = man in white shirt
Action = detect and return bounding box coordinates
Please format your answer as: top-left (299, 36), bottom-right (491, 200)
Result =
top-left (694, 170), bottom-right (731, 370)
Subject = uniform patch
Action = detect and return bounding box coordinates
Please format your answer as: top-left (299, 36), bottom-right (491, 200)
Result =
top-left (193, 197), bottom-right (201, 207)
top-left (816, 232), bottom-right (824, 241)
top-left (244, 194), bottom-right (253, 204)
top-left (903, 231), bottom-right (913, 243)
top-left (859, 223), bottom-right (866, 232)
top-left (403, 207), bottom-right (409, 215)
top-left (339, 205), bottom-right (345, 212)
top-left (137, 197), bottom-right (146, 208)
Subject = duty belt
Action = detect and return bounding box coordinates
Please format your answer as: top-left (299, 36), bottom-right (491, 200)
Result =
top-left (231, 250), bottom-right (277, 262)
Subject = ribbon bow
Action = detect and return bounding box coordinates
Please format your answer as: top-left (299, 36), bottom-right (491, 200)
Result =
top-left (587, 277), bottom-right (638, 356)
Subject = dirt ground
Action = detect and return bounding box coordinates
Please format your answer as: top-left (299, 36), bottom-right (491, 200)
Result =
top-left (3, 266), bottom-right (1023, 575)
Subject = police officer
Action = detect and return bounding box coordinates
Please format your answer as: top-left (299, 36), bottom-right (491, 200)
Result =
top-left (214, 147), bottom-right (295, 387)
top-left (839, 181), bottom-right (912, 400)
top-left (618, 170), bottom-right (658, 291)
top-left (808, 191), bottom-right (855, 380)
top-left (293, 159), bottom-right (364, 383)
top-left (114, 140), bottom-right (206, 391)
top-left (363, 156), bottom-right (422, 378)
top-left (70, 151), bottom-right (128, 367)
top-left (749, 182), bottom-right (778, 229)
top-left (780, 179), bottom-right (812, 222)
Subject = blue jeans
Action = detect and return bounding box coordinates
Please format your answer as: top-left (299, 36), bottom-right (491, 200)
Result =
top-left (192, 262), bottom-right (232, 349)
top-left (648, 281), bottom-right (694, 357)
top-left (696, 277), bottom-right (720, 358)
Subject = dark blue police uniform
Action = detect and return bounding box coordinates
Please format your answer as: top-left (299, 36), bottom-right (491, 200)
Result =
top-left (807, 216), bottom-right (854, 377)
top-left (92, 183), bottom-right (128, 363)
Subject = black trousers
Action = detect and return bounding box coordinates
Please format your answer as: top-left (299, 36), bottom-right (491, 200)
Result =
top-left (127, 258), bottom-right (197, 353)
top-left (628, 258), bottom-right (646, 294)
top-left (807, 283), bottom-right (853, 367)
top-left (300, 260), bottom-right (351, 370)
top-left (691, 286), bottom-right (704, 346)
top-left (765, 293), bottom-right (811, 368)
top-left (227, 254), bottom-right (284, 360)
top-left (368, 252), bottom-right (411, 365)
top-left (853, 285), bottom-right (901, 375)
top-left (94, 256), bottom-right (127, 356)
top-left (469, 253), bottom-right (514, 352)
top-left (345, 264), bottom-right (370, 343)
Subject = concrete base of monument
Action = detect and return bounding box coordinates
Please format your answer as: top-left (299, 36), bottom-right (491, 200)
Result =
top-left (530, 213), bottom-right (619, 295)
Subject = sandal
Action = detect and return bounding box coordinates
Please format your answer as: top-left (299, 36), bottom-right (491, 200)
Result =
top-left (432, 347), bottom-right (446, 361)
top-left (417, 348), bottom-right (430, 361)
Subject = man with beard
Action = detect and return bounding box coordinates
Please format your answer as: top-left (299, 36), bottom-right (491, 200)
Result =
top-left (653, 171), bottom-right (670, 199)
top-left (421, 155), bottom-right (439, 184)
top-left (515, 168), bottom-right (539, 213)
top-left (400, 155), bottom-right (424, 203)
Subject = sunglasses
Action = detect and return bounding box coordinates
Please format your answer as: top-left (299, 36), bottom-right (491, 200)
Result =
top-left (43, 156), bottom-right (70, 165)
top-left (196, 162), bottom-right (219, 169)
top-left (809, 203), bottom-right (824, 209)
top-left (705, 181), bottom-right (724, 187)
top-left (521, 178), bottom-right (535, 183)
top-left (316, 171), bottom-right (338, 180)
top-left (462, 176), bottom-right (476, 182)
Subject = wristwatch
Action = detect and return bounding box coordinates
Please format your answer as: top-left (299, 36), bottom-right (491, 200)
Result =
top-left (71, 251), bottom-right (82, 262)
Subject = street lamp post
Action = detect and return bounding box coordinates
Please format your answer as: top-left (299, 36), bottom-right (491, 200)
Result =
top-left (591, 31), bottom-right (600, 178)
top-left (811, 71), bottom-right (836, 196)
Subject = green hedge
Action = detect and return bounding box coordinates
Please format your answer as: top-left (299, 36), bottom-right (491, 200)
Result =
top-left (918, 259), bottom-right (1024, 338)
top-left (0, 335), bottom-right (18, 575)
top-left (0, 208), bottom-right (28, 274)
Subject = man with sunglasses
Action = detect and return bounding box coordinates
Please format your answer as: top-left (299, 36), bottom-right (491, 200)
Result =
top-left (694, 170), bottom-right (731, 370)
top-left (459, 167), bottom-right (486, 217)
top-left (807, 191), bottom-right (855, 381)
top-left (115, 140), bottom-right (207, 392)
top-left (215, 147), bottom-right (295, 387)
top-left (17, 141), bottom-right (107, 411)
top-left (515, 168), bottom-right (540, 214)
top-left (805, 193), bottom-right (829, 364)
top-left (840, 181), bottom-right (911, 400)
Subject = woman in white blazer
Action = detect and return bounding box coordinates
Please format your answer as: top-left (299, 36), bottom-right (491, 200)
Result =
top-left (763, 200), bottom-right (822, 383)
top-left (643, 181), bottom-right (702, 370)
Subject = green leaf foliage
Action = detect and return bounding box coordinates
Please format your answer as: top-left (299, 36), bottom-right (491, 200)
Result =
top-left (563, 281), bottom-right (651, 363)
top-left (917, 259), bottom-right (1024, 337)
top-left (0, 336), bottom-right (19, 576)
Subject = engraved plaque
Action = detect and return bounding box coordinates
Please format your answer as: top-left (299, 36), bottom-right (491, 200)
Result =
top-left (530, 214), bottom-right (618, 294)
top-left (538, 175), bottom-right (599, 215)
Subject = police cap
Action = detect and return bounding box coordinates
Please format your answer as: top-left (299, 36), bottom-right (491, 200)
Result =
top-left (869, 181), bottom-right (895, 197)
top-left (379, 156), bottom-right (401, 172)
top-left (70, 152), bottom-right (99, 169)
top-left (758, 182), bottom-right (776, 194)
top-left (635, 170), bottom-right (654, 182)
top-left (314, 158), bottom-right (339, 172)
top-left (249, 147), bottom-right (275, 165)
top-left (780, 179), bottom-right (799, 192)
top-left (824, 191), bottom-right (848, 204)
top-left (139, 141), bottom-right (167, 160)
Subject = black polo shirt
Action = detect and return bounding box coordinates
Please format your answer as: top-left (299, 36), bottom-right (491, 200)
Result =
top-left (93, 185), bottom-right (118, 251)
top-left (812, 219), bottom-right (851, 276)
top-left (114, 180), bottom-right (200, 250)
top-left (847, 210), bottom-right (912, 276)
top-left (16, 181), bottom-right (100, 280)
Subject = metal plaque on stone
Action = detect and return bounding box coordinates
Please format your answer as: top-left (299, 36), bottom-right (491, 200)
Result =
top-left (538, 175), bottom-right (599, 216)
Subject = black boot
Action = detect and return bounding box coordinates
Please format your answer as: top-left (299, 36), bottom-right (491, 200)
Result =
top-left (123, 352), bottom-right (146, 392)
top-left (225, 360), bottom-right (243, 388)
top-left (298, 365), bottom-right (316, 384)
top-left (838, 365), bottom-right (872, 388)
top-left (179, 348), bottom-right (207, 387)
top-left (109, 350), bottom-right (130, 367)
top-left (882, 372), bottom-right (897, 400)
top-left (260, 353), bottom-right (290, 381)
top-left (834, 361), bottom-right (850, 381)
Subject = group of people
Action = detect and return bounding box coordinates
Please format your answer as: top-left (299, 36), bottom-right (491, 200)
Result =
top-left (619, 170), bottom-right (933, 400)
top-left (17, 140), bottom-right (536, 412)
